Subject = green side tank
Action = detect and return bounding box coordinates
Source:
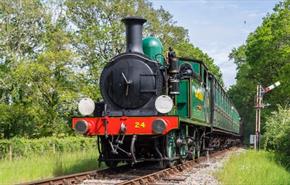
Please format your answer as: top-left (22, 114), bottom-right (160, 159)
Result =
top-left (142, 36), bottom-right (164, 65)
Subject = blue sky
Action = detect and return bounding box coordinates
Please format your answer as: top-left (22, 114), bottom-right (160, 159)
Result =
top-left (151, 0), bottom-right (280, 87)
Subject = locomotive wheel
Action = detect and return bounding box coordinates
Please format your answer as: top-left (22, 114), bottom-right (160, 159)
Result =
top-left (101, 137), bottom-right (120, 168)
top-left (188, 145), bottom-right (196, 160)
top-left (179, 127), bottom-right (188, 163)
top-left (188, 129), bottom-right (197, 160)
top-left (196, 141), bottom-right (201, 158)
top-left (163, 131), bottom-right (177, 168)
top-left (105, 160), bottom-right (119, 169)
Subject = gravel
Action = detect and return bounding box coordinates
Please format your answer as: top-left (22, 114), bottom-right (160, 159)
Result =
top-left (177, 148), bottom-right (246, 185)
top-left (80, 148), bottom-right (246, 185)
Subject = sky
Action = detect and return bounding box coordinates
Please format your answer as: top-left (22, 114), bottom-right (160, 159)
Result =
top-left (151, 0), bottom-right (280, 88)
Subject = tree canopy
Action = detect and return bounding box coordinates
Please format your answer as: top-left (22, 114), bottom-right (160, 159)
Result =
top-left (0, 0), bottom-right (222, 138)
top-left (228, 0), bottom-right (290, 142)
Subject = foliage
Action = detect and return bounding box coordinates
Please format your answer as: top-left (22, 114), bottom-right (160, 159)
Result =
top-left (0, 136), bottom-right (96, 159)
top-left (0, 149), bottom-right (101, 185)
top-left (0, 0), bottom-right (223, 138)
top-left (216, 150), bottom-right (290, 185)
top-left (175, 42), bottom-right (223, 84)
top-left (0, 0), bottom-right (79, 138)
top-left (264, 106), bottom-right (290, 156)
top-left (65, 0), bottom-right (224, 99)
top-left (228, 0), bottom-right (290, 143)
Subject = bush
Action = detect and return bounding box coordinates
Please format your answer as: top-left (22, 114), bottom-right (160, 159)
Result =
top-left (0, 137), bottom-right (96, 160)
top-left (264, 106), bottom-right (290, 156)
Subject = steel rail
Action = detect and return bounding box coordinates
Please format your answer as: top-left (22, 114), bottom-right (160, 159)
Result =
top-left (19, 147), bottom-right (236, 185)
top-left (117, 148), bottom-right (235, 185)
top-left (18, 164), bottom-right (132, 185)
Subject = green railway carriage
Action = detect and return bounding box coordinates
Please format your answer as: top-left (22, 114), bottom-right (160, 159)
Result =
top-left (174, 58), bottom-right (240, 135)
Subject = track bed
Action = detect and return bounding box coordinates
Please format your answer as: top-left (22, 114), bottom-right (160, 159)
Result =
top-left (21, 147), bottom-right (239, 185)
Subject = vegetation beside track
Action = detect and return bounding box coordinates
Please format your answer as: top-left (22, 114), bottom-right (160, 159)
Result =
top-left (264, 106), bottom-right (290, 158)
top-left (0, 137), bottom-right (101, 184)
top-left (0, 136), bottom-right (96, 160)
top-left (216, 150), bottom-right (290, 185)
top-left (0, 149), bottom-right (102, 185)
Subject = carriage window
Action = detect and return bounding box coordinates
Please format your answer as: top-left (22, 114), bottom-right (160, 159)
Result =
top-left (218, 86), bottom-right (221, 107)
top-left (192, 62), bottom-right (201, 81)
top-left (203, 69), bottom-right (207, 88)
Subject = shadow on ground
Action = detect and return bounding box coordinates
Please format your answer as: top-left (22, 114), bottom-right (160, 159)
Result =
top-left (53, 158), bottom-right (105, 176)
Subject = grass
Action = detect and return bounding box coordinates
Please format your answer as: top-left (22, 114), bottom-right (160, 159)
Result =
top-left (0, 150), bottom-right (104, 185)
top-left (216, 150), bottom-right (290, 185)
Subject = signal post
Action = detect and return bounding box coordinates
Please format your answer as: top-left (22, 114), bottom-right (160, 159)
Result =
top-left (254, 81), bottom-right (280, 150)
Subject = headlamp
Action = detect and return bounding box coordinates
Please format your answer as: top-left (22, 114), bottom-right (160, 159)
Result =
top-left (78, 98), bottom-right (95, 116)
top-left (155, 95), bottom-right (173, 114)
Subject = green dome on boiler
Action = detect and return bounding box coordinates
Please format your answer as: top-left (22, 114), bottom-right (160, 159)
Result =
top-left (142, 36), bottom-right (164, 65)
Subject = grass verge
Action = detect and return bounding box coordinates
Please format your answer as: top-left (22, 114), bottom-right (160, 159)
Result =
top-left (215, 150), bottom-right (290, 185)
top-left (0, 150), bottom-right (103, 185)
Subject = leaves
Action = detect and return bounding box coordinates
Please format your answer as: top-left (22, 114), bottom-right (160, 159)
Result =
top-left (0, 0), bottom-right (223, 139)
top-left (0, 0), bottom-right (77, 138)
top-left (65, 0), bottom-right (224, 94)
top-left (228, 0), bottom-right (290, 143)
top-left (264, 106), bottom-right (290, 156)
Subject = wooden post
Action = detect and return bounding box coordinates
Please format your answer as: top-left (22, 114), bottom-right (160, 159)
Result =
top-left (255, 85), bottom-right (262, 151)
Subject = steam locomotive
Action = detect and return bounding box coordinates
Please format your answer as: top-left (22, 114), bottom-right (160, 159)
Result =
top-left (72, 17), bottom-right (241, 168)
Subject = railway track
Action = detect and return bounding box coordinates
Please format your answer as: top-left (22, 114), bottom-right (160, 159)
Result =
top-left (20, 147), bottom-right (236, 185)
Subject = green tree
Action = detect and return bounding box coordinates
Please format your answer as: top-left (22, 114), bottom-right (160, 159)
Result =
top-left (0, 0), bottom-right (79, 138)
top-left (0, 0), bottom-right (223, 138)
top-left (228, 45), bottom-right (246, 69)
top-left (0, 0), bottom-right (48, 138)
top-left (228, 0), bottom-right (290, 142)
top-left (175, 41), bottom-right (223, 83)
top-left (65, 0), bottom-right (223, 98)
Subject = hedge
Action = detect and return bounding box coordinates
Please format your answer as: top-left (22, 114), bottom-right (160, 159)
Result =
top-left (264, 106), bottom-right (290, 156)
top-left (0, 137), bottom-right (96, 160)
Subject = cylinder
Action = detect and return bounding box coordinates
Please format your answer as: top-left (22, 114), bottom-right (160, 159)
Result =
top-left (122, 16), bottom-right (147, 54)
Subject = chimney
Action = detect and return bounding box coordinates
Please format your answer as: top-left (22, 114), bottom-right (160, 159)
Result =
top-left (122, 16), bottom-right (147, 54)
